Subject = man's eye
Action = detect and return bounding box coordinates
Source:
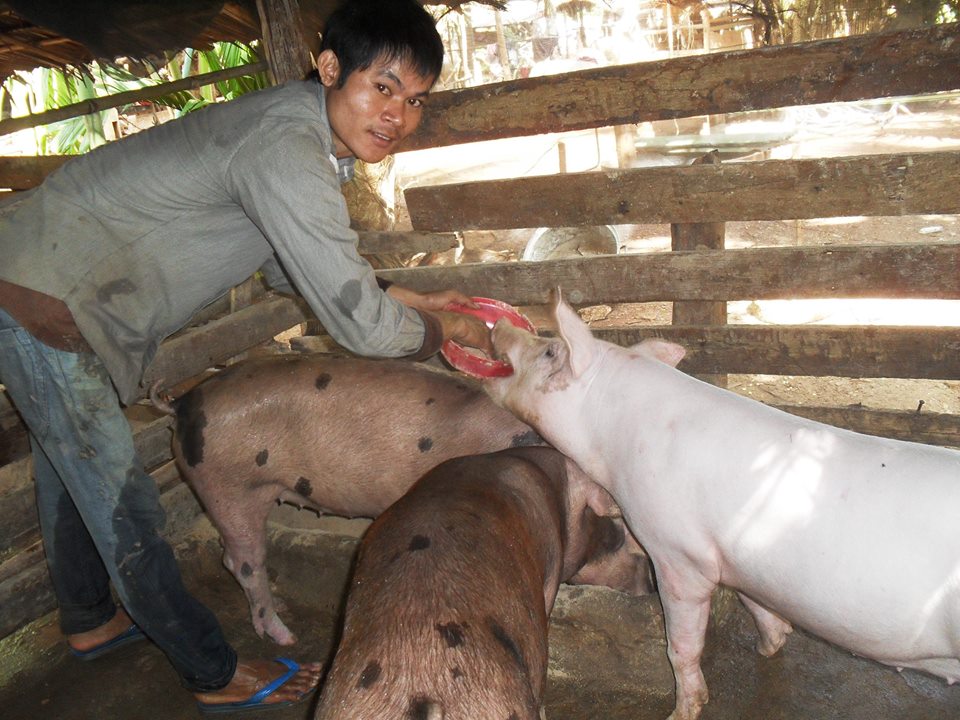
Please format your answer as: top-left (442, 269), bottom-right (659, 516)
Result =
top-left (408, 97), bottom-right (424, 108)
top-left (376, 83), bottom-right (389, 95)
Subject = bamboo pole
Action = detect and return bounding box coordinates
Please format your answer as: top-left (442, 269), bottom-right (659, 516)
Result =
top-left (0, 61), bottom-right (268, 137)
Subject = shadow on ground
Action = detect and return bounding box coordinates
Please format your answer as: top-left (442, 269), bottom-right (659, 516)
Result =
top-left (2, 517), bottom-right (958, 720)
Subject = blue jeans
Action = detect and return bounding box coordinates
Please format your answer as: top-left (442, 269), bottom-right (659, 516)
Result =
top-left (0, 307), bottom-right (236, 692)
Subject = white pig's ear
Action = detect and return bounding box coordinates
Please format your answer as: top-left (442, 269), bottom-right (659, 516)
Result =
top-left (554, 291), bottom-right (595, 378)
top-left (633, 338), bottom-right (686, 367)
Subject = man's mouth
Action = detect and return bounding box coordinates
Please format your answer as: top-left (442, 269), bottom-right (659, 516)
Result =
top-left (370, 129), bottom-right (398, 147)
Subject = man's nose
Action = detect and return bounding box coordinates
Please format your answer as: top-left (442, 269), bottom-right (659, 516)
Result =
top-left (382, 99), bottom-right (405, 127)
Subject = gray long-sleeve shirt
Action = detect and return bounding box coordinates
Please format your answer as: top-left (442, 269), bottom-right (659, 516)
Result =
top-left (0, 79), bottom-right (433, 404)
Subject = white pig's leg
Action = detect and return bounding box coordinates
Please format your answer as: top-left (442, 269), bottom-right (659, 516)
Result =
top-left (658, 570), bottom-right (713, 720)
top-left (738, 592), bottom-right (793, 657)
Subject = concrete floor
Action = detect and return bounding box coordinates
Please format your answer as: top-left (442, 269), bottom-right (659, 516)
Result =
top-left (2, 514), bottom-right (959, 720)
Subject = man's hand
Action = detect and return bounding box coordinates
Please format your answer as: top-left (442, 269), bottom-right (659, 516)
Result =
top-left (432, 311), bottom-right (494, 357)
top-left (384, 284), bottom-right (492, 355)
top-left (386, 285), bottom-right (478, 313)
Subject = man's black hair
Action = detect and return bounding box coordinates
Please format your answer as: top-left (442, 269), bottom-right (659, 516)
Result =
top-left (320, 0), bottom-right (444, 89)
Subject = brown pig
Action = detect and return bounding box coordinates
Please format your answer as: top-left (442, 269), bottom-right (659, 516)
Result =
top-left (315, 446), bottom-right (634, 720)
top-left (152, 355), bottom-right (652, 646)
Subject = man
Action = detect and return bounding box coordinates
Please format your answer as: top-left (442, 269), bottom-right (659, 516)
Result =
top-left (0, 0), bottom-right (487, 712)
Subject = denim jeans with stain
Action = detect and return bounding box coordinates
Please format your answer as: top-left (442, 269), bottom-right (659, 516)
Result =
top-left (0, 307), bottom-right (236, 692)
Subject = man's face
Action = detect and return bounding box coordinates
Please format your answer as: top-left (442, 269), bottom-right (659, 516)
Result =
top-left (319, 49), bottom-right (435, 163)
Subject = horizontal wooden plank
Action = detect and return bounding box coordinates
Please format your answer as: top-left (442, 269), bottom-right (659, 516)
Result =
top-left (402, 23), bottom-right (960, 151)
top-left (140, 295), bottom-right (311, 400)
top-left (588, 325), bottom-right (960, 380)
top-left (0, 413), bottom-right (176, 560)
top-left (405, 151), bottom-right (960, 229)
top-left (0, 61), bottom-right (269, 138)
top-left (0, 472), bottom-right (36, 565)
top-left (357, 230), bottom-right (459, 256)
top-left (775, 404), bottom-right (960, 449)
top-left (0, 462), bottom-right (195, 639)
top-left (377, 242), bottom-right (960, 304)
top-left (0, 156), bottom-right (69, 190)
top-left (0, 544), bottom-right (54, 641)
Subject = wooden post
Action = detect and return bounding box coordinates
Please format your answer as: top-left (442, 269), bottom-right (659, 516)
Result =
top-left (613, 124), bottom-right (635, 168)
top-left (256, 0), bottom-right (317, 335)
top-left (670, 150), bottom-right (727, 387)
top-left (494, 10), bottom-right (511, 77)
top-left (255, 0), bottom-right (313, 84)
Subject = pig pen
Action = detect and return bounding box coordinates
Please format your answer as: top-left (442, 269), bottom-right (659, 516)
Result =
top-left (2, 20), bottom-right (960, 720)
top-left (3, 502), bottom-right (960, 720)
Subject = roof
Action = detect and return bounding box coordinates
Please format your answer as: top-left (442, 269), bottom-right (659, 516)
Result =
top-left (0, 1), bottom-right (269, 79)
top-left (0, 1), bottom-right (506, 81)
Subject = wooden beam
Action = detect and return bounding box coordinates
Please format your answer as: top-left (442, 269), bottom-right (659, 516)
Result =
top-left (0, 62), bottom-right (268, 137)
top-left (401, 23), bottom-right (960, 151)
top-left (255, 0), bottom-right (313, 85)
top-left (774, 404), bottom-right (960, 449)
top-left (376, 242), bottom-right (960, 304)
top-left (357, 230), bottom-right (459, 256)
top-left (589, 325), bottom-right (960, 380)
top-left (0, 462), bottom-right (194, 639)
top-left (405, 151), bottom-right (960, 230)
top-left (0, 414), bottom-right (176, 557)
top-left (0, 156), bottom-right (69, 190)
top-left (140, 295), bottom-right (312, 399)
top-left (671, 151), bottom-right (727, 386)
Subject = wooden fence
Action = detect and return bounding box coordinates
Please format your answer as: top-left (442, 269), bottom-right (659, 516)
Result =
top-left (1, 21), bottom-right (959, 638)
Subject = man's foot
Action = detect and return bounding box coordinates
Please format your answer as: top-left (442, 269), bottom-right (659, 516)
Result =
top-left (195, 657), bottom-right (322, 714)
top-left (67, 608), bottom-right (145, 659)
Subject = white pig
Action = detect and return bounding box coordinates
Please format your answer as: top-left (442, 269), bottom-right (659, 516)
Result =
top-left (485, 289), bottom-right (960, 720)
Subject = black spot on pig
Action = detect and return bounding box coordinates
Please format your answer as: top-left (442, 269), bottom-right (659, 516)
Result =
top-left (508, 714), bottom-right (520, 720)
top-left (488, 618), bottom-right (527, 673)
top-left (174, 390), bottom-right (207, 467)
top-left (315, 373), bottom-right (332, 390)
top-left (418, 437), bottom-right (433, 453)
top-left (425, 397), bottom-right (435, 405)
top-left (450, 666), bottom-right (464, 681)
top-left (357, 660), bottom-right (381, 689)
top-left (586, 511), bottom-right (625, 556)
top-left (256, 449), bottom-right (269, 466)
top-left (241, 562), bottom-right (253, 578)
top-left (436, 622), bottom-right (465, 647)
top-left (295, 477), bottom-right (312, 498)
top-left (409, 535), bottom-right (431, 551)
top-left (408, 695), bottom-right (440, 720)
top-left (510, 429), bottom-right (543, 447)
top-left (96, 278), bottom-right (136, 304)
top-left (258, 607), bottom-right (266, 618)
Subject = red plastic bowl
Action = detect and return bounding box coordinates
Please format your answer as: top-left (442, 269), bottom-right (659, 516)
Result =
top-left (440, 297), bottom-right (535, 378)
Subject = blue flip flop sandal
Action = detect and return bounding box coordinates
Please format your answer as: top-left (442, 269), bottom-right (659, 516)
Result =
top-left (70, 624), bottom-right (146, 661)
top-left (197, 657), bottom-right (316, 715)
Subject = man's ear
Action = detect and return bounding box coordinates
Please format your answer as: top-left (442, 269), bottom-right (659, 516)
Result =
top-left (317, 49), bottom-right (341, 89)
